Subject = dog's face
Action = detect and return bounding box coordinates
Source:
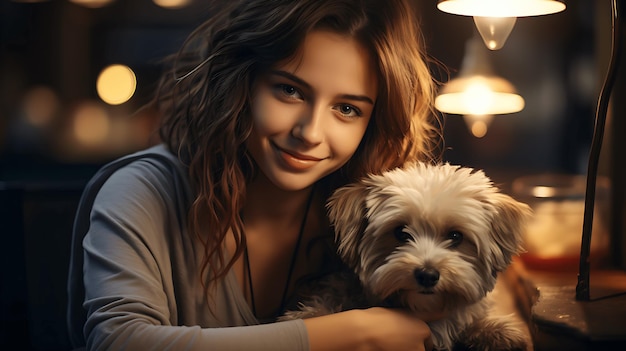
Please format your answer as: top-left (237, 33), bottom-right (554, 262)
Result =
top-left (327, 162), bottom-right (531, 313)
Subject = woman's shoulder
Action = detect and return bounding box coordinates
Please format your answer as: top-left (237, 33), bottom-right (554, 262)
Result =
top-left (105, 143), bottom-right (186, 181)
top-left (92, 144), bottom-right (189, 194)
top-left (79, 144), bottom-right (193, 220)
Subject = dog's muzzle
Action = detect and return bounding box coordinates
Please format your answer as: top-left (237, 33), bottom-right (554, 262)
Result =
top-left (414, 267), bottom-right (439, 292)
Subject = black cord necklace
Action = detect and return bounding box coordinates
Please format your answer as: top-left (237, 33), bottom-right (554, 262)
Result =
top-left (243, 187), bottom-right (315, 320)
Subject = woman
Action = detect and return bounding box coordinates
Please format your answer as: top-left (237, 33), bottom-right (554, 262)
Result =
top-left (67, 0), bottom-right (442, 349)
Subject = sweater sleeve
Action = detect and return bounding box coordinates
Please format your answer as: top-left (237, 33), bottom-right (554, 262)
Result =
top-left (72, 150), bottom-right (309, 351)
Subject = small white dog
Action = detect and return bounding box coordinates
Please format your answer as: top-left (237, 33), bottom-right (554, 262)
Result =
top-left (282, 162), bottom-right (532, 351)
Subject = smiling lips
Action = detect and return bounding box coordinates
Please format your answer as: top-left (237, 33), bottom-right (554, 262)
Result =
top-left (273, 143), bottom-right (324, 171)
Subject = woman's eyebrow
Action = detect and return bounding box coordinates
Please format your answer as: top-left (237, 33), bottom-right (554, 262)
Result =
top-left (268, 70), bottom-right (375, 105)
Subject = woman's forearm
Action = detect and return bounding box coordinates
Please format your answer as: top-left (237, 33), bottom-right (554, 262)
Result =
top-left (304, 307), bottom-right (432, 351)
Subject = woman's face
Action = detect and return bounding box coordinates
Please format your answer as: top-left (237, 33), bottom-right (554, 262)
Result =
top-left (248, 30), bottom-right (377, 191)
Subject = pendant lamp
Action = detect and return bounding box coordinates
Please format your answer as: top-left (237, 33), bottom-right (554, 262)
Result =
top-left (437, 0), bottom-right (566, 50)
top-left (434, 35), bottom-right (524, 137)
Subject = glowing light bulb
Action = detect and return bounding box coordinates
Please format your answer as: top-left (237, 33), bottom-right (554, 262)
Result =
top-left (473, 16), bottom-right (517, 50)
top-left (462, 114), bottom-right (494, 138)
top-left (470, 120), bottom-right (488, 138)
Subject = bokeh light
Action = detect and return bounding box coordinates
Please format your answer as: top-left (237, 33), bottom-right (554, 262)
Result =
top-left (96, 64), bottom-right (137, 105)
top-left (153, 0), bottom-right (192, 9)
top-left (69, 0), bottom-right (116, 8)
top-left (72, 102), bottom-right (111, 146)
top-left (470, 120), bottom-right (488, 138)
top-left (21, 86), bottom-right (60, 127)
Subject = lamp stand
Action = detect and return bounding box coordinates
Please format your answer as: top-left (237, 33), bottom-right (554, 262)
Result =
top-left (576, 0), bottom-right (622, 302)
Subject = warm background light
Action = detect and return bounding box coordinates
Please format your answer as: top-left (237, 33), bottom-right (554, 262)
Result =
top-left (512, 174), bottom-right (610, 267)
top-left (152, 0), bottom-right (192, 9)
top-left (72, 102), bottom-right (111, 146)
top-left (21, 86), bottom-right (60, 127)
top-left (69, 0), bottom-right (115, 8)
top-left (462, 114), bottom-right (493, 138)
top-left (471, 121), bottom-right (487, 138)
top-left (96, 64), bottom-right (137, 105)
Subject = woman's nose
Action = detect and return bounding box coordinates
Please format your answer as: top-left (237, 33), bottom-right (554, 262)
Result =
top-left (292, 105), bottom-right (324, 145)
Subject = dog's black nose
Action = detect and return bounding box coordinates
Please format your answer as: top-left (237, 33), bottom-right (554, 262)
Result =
top-left (414, 268), bottom-right (440, 288)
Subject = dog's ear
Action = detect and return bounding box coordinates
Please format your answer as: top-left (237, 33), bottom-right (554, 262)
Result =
top-left (488, 193), bottom-right (533, 273)
top-left (327, 182), bottom-right (370, 268)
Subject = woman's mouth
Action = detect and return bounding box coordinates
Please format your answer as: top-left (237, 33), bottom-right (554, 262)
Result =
top-left (273, 143), bottom-right (324, 171)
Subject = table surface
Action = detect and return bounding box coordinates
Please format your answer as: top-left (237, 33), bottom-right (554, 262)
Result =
top-left (502, 258), bottom-right (626, 350)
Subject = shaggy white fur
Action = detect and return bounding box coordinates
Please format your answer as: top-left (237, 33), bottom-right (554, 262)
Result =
top-left (281, 162), bottom-right (533, 351)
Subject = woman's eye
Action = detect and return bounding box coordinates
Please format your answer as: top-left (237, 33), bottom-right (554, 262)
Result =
top-left (334, 104), bottom-right (362, 118)
top-left (393, 226), bottom-right (412, 242)
top-left (446, 231), bottom-right (464, 247)
top-left (275, 84), bottom-right (302, 100)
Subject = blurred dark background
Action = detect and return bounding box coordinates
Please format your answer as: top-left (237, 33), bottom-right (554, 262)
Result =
top-left (1, 0), bottom-right (623, 350)
top-left (0, 0), bottom-right (603, 179)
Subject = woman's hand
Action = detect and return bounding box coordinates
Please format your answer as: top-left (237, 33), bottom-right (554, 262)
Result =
top-left (304, 307), bottom-right (434, 351)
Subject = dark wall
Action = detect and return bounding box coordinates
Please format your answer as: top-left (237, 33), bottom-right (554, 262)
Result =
top-left (1, 182), bottom-right (84, 350)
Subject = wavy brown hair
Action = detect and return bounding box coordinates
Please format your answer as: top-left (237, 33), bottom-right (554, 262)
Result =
top-left (155, 0), bottom-right (441, 297)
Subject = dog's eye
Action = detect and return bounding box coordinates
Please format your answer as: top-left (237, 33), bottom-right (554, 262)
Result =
top-left (394, 226), bottom-right (412, 242)
top-left (446, 231), bottom-right (464, 247)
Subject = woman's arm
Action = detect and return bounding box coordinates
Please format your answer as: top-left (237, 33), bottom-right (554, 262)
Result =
top-left (78, 158), bottom-right (310, 350)
top-left (305, 308), bottom-right (433, 351)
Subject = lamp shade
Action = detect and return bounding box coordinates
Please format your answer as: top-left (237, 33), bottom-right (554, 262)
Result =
top-left (438, 0), bottom-right (566, 49)
top-left (435, 77), bottom-right (524, 115)
top-left (437, 0), bottom-right (566, 17)
top-left (435, 36), bottom-right (524, 115)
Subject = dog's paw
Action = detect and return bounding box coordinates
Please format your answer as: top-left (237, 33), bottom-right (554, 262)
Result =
top-left (278, 307), bottom-right (319, 321)
top-left (278, 297), bottom-right (342, 321)
top-left (454, 314), bottom-right (529, 351)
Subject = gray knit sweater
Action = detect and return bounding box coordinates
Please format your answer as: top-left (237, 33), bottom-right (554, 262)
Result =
top-left (67, 144), bottom-right (309, 350)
